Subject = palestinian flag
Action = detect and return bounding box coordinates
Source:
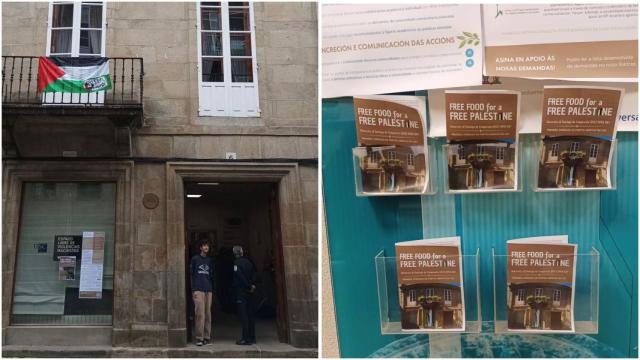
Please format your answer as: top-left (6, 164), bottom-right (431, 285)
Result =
top-left (38, 56), bottom-right (112, 93)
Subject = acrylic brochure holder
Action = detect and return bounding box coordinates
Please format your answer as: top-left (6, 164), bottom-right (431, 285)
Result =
top-left (533, 139), bottom-right (617, 192)
top-left (374, 248), bottom-right (481, 334)
top-left (492, 247), bottom-right (599, 334)
top-left (353, 142), bottom-right (437, 196)
top-left (442, 142), bottom-right (523, 194)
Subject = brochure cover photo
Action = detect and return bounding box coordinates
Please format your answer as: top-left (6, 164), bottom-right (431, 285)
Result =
top-left (506, 236), bottom-right (577, 332)
top-left (395, 237), bottom-right (464, 331)
top-left (538, 86), bottom-right (623, 189)
top-left (445, 90), bottom-right (520, 192)
top-left (353, 95), bottom-right (428, 195)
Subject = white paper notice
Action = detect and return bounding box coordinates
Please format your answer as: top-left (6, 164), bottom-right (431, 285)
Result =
top-left (428, 78), bottom-right (638, 136)
top-left (79, 231), bottom-right (105, 299)
top-left (482, 4), bottom-right (638, 81)
top-left (322, 4), bottom-right (483, 98)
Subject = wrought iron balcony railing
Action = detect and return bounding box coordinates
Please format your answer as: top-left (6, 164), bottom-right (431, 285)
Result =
top-left (2, 56), bottom-right (143, 106)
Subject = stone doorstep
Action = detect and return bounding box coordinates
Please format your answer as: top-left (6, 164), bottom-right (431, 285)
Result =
top-left (2, 345), bottom-right (318, 358)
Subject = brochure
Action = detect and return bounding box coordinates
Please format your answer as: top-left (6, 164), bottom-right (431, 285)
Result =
top-left (538, 86), bottom-right (623, 190)
top-left (58, 256), bottom-right (76, 281)
top-left (322, 4), bottom-right (483, 98)
top-left (353, 95), bottom-right (428, 195)
top-left (483, 4), bottom-right (638, 81)
top-left (395, 236), bottom-right (464, 331)
top-left (445, 90), bottom-right (520, 192)
top-left (506, 235), bottom-right (577, 332)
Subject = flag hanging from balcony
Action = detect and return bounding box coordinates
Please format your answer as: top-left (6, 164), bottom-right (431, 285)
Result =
top-left (38, 57), bottom-right (112, 93)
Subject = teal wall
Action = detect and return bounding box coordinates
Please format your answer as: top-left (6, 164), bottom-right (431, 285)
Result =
top-left (322, 96), bottom-right (638, 357)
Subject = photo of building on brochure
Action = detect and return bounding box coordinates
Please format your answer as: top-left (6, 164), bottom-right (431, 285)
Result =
top-left (358, 145), bottom-right (427, 194)
top-left (538, 136), bottom-right (613, 189)
top-left (447, 141), bottom-right (516, 190)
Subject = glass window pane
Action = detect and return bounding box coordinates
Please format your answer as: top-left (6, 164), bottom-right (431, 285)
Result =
top-left (50, 29), bottom-right (73, 54)
top-left (201, 2), bottom-right (221, 6)
top-left (229, 2), bottom-right (249, 6)
top-left (52, 4), bottom-right (74, 28)
top-left (201, 8), bottom-right (221, 31)
top-left (201, 33), bottom-right (223, 56)
top-left (11, 183), bottom-right (115, 325)
top-left (79, 30), bottom-right (102, 54)
top-left (81, 5), bottom-right (102, 28)
top-left (230, 34), bottom-right (251, 56)
top-left (202, 58), bottom-right (224, 82)
top-left (231, 58), bottom-right (253, 82)
top-left (229, 8), bottom-right (250, 31)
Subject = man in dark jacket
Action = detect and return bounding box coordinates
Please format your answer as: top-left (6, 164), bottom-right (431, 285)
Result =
top-left (190, 239), bottom-right (214, 346)
top-left (232, 245), bottom-right (256, 345)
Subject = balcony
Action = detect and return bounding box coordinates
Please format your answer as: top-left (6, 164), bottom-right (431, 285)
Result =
top-left (2, 56), bottom-right (144, 158)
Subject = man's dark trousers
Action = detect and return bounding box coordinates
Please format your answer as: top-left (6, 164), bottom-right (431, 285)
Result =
top-left (236, 290), bottom-right (255, 343)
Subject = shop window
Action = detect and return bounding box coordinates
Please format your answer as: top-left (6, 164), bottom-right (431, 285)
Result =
top-left (197, 1), bottom-right (259, 117)
top-left (11, 182), bottom-right (115, 325)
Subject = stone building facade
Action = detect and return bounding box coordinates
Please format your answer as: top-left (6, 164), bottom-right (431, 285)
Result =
top-left (2, 1), bottom-right (318, 351)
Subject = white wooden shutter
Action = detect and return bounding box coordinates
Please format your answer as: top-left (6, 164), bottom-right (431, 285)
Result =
top-left (197, 2), bottom-right (259, 117)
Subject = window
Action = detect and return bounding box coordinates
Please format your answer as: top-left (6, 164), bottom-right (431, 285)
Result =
top-left (535, 288), bottom-right (543, 297)
top-left (426, 288), bottom-right (435, 297)
top-left (553, 289), bottom-right (561, 303)
top-left (368, 151), bottom-right (379, 164)
top-left (409, 289), bottom-right (416, 302)
top-left (47, 1), bottom-right (106, 57)
top-left (589, 144), bottom-right (599, 159)
top-left (11, 183), bottom-right (115, 325)
top-left (458, 145), bottom-right (466, 160)
top-left (443, 289), bottom-right (451, 304)
top-left (496, 147), bottom-right (505, 161)
top-left (197, 2), bottom-right (259, 117)
top-left (388, 151), bottom-right (397, 160)
top-left (569, 142), bottom-right (580, 152)
top-left (516, 289), bottom-right (525, 303)
top-left (551, 143), bottom-right (560, 157)
top-left (407, 153), bottom-right (415, 166)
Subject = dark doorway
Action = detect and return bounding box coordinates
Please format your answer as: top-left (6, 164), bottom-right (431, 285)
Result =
top-left (493, 171), bottom-right (505, 186)
top-left (184, 182), bottom-right (288, 344)
top-left (585, 169), bottom-right (597, 187)
top-left (551, 311), bottom-right (562, 329)
top-left (442, 311), bottom-right (454, 328)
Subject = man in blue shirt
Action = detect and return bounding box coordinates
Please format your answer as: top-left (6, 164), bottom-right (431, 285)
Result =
top-left (190, 239), bottom-right (214, 346)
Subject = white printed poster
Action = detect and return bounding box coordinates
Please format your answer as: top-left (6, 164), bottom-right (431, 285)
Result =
top-left (79, 231), bottom-right (105, 299)
top-left (482, 4), bottom-right (638, 81)
top-left (322, 4), bottom-right (483, 98)
top-left (428, 79), bottom-right (638, 135)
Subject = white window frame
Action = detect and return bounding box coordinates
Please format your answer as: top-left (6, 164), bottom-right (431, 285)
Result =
top-left (388, 151), bottom-right (397, 160)
top-left (407, 153), bottom-right (415, 166)
top-left (551, 143), bottom-right (560, 157)
top-left (516, 288), bottom-right (525, 305)
top-left (535, 288), bottom-right (543, 297)
top-left (46, 1), bottom-right (107, 57)
top-left (368, 151), bottom-right (379, 164)
top-left (409, 289), bottom-right (416, 302)
top-left (553, 289), bottom-right (561, 304)
top-left (457, 145), bottom-right (466, 161)
top-left (443, 289), bottom-right (451, 304)
top-left (426, 288), bottom-right (435, 297)
top-left (588, 144), bottom-right (599, 162)
top-left (196, 2), bottom-right (260, 117)
top-left (569, 142), bottom-right (580, 153)
top-left (496, 147), bottom-right (505, 164)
